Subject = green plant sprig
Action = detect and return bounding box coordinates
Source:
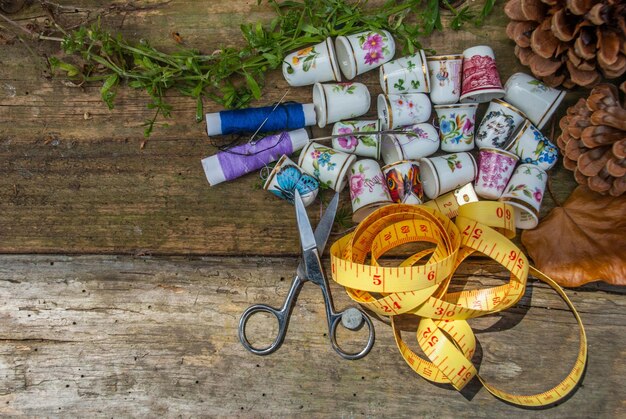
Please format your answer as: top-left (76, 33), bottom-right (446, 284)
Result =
top-left (49, 0), bottom-right (496, 138)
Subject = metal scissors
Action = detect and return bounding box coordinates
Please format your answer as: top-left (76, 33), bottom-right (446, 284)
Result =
top-left (238, 191), bottom-right (375, 360)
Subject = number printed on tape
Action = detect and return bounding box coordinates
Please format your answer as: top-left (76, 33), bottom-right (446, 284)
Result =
top-left (329, 202), bottom-right (587, 407)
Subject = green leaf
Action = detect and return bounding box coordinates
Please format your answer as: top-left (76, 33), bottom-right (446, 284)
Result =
top-left (191, 82), bottom-right (204, 97)
top-left (244, 72), bottom-right (261, 100)
top-left (100, 74), bottom-right (119, 110)
top-left (49, 57), bottom-right (81, 77)
top-left (301, 24), bottom-right (321, 35)
top-left (360, 136), bottom-right (377, 147)
top-left (475, 0), bottom-right (496, 26)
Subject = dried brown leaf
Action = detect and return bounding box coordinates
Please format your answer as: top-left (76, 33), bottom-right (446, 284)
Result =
top-left (521, 185), bottom-right (626, 287)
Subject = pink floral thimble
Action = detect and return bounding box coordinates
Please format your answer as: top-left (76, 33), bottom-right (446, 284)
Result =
top-left (475, 148), bottom-right (519, 200)
top-left (460, 46), bottom-right (505, 103)
top-left (332, 120), bottom-right (381, 159)
top-left (349, 159), bottom-right (393, 222)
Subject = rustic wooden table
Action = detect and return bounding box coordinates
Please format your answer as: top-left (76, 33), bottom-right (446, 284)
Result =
top-left (0, 1), bottom-right (624, 417)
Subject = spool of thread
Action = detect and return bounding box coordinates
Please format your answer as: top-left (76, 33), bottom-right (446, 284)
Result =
top-left (201, 129), bottom-right (310, 186)
top-left (205, 103), bottom-right (317, 136)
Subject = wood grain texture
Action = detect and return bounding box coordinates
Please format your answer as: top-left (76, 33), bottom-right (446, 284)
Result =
top-left (0, 1), bottom-right (581, 255)
top-left (0, 255), bottom-right (624, 417)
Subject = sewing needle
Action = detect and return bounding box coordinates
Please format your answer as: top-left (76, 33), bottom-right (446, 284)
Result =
top-left (249, 89), bottom-right (291, 145)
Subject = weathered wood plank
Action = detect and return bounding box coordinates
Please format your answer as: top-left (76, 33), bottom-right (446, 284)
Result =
top-left (0, 255), bottom-right (623, 417)
top-left (0, 126), bottom-right (578, 255)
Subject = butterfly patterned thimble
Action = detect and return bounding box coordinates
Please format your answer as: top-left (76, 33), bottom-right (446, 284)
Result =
top-left (264, 155), bottom-right (319, 207)
top-left (382, 160), bottom-right (424, 205)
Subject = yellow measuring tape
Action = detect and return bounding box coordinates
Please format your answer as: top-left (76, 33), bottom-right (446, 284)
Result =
top-left (329, 201), bottom-right (587, 407)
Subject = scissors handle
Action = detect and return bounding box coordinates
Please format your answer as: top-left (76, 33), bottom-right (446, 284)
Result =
top-left (238, 276), bottom-right (303, 356)
top-left (328, 307), bottom-right (375, 360)
top-left (238, 304), bottom-right (287, 355)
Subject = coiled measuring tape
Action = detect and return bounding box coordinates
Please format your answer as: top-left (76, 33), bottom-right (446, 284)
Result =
top-left (329, 201), bottom-right (587, 407)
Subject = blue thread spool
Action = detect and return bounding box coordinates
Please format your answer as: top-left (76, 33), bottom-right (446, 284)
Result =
top-left (205, 103), bottom-right (317, 136)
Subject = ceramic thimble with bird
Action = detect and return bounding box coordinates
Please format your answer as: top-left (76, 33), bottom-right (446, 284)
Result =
top-left (282, 38), bottom-right (342, 87)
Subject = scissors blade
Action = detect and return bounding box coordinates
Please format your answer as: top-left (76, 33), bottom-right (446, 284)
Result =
top-left (295, 192), bottom-right (339, 280)
top-left (313, 192), bottom-right (339, 254)
top-left (294, 190), bottom-right (317, 253)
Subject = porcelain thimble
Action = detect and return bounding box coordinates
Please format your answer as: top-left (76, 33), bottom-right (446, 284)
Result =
top-left (298, 142), bottom-right (356, 192)
top-left (499, 163), bottom-right (548, 229)
top-left (475, 99), bottom-right (526, 149)
top-left (503, 73), bottom-right (566, 129)
top-left (380, 50), bottom-right (430, 94)
top-left (419, 152), bottom-right (477, 199)
top-left (382, 160), bottom-right (424, 204)
top-left (282, 38), bottom-right (342, 87)
top-left (460, 46), bottom-right (505, 103)
top-left (434, 103), bottom-right (478, 152)
top-left (335, 30), bottom-right (396, 80)
top-left (426, 54), bottom-right (463, 105)
top-left (505, 120), bottom-right (558, 171)
top-left (264, 155), bottom-right (319, 207)
top-left (313, 82), bottom-right (371, 128)
top-left (349, 159), bottom-right (393, 222)
top-left (380, 123), bottom-right (439, 165)
top-left (332, 120), bottom-right (380, 159)
top-left (377, 93), bottom-right (432, 129)
top-left (475, 148), bottom-right (519, 200)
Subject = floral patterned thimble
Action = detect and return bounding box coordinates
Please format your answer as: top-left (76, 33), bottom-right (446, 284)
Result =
top-left (475, 148), bottom-right (519, 200)
top-left (313, 82), bottom-right (371, 128)
top-left (377, 93), bottom-right (432, 129)
top-left (335, 30), bottom-right (396, 80)
top-left (380, 123), bottom-right (439, 165)
top-left (381, 160), bottom-right (424, 205)
top-left (349, 159), bottom-right (393, 222)
top-left (504, 120), bottom-right (558, 171)
top-left (460, 45), bottom-right (505, 104)
top-left (475, 99), bottom-right (527, 149)
top-left (503, 72), bottom-right (566, 129)
top-left (332, 120), bottom-right (381, 159)
top-left (298, 141), bottom-right (356, 192)
top-left (434, 103), bottom-right (479, 152)
top-left (282, 38), bottom-right (342, 87)
top-left (499, 163), bottom-right (548, 230)
top-left (264, 155), bottom-right (319, 207)
top-left (426, 54), bottom-right (463, 105)
top-left (380, 50), bottom-right (431, 94)
top-left (419, 152), bottom-right (478, 199)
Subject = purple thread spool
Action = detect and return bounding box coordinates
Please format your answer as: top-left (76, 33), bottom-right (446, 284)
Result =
top-left (201, 129), bottom-right (310, 186)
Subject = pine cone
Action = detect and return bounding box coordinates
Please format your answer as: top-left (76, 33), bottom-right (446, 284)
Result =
top-left (557, 82), bottom-right (626, 196)
top-left (505, 0), bottom-right (626, 89)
